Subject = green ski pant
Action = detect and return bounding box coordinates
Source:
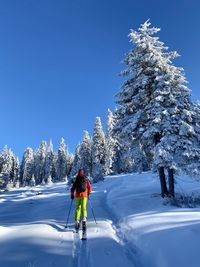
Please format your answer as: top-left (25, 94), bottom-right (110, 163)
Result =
top-left (75, 197), bottom-right (88, 221)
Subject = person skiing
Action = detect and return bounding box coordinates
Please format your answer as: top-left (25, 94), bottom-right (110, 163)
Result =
top-left (70, 169), bottom-right (92, 237)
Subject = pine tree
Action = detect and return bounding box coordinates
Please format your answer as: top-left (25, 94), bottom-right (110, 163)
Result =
top-left (65, 145), bottom-right (74, 177)
top-left (0, 146), bottom-right (15, 189)
top-left (52, 152), bottom-right (58, 182)
top-left (66, 153), bottom-right (74, 177)
top-left (70, 144), bottom-right (82, 178)
top-left (57, 138), bottom-right (68, 181)
top-left (105, 109), bottom-right (116, 175)
top-left (11, 156), bottom-right (20, 187)
top-left (115, 20), bottom-right (198, 197)
top-left (34, 141), bottom-right (47, 184)
top-left (20, 148), bottom-right (34, 186)
top-left (91, 117), bottom-right (106, 182)
top-left (80, 131), bottom-right (92, 177)
top-left (45, 140), bottom-right (54, 183)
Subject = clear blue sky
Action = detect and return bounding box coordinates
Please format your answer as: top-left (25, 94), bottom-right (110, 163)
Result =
top-left (0, 0), bottom-right (200, 158)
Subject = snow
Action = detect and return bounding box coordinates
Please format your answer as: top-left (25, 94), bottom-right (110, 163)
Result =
top-left (1, 172), bottom-right (200, 267)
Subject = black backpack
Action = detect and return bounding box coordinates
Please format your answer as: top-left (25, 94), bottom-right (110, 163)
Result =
top-left (76, 176), bottom-right (86, 193)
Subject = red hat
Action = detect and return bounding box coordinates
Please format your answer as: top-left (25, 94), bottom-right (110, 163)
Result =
top-left (78, 169), bottom-right (84, 177)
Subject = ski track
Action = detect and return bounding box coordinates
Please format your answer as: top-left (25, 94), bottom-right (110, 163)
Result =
top-left (0, 181), bottom-right (139, 267)
top-left (69, 178), bottom-right (137, 267)
top-left (103, 177), bottom-right (144, 267)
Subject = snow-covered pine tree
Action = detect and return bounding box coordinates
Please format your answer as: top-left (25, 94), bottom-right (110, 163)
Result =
top-left (91, 117), bottom-right (106, 182)
top-left (34, 141), bottom-right (47, 184)
top-left (178, 102), bottom-right (200, 177)
top-left (44, 140), bottom-right (54, 183)
top-left (0, 146), bottom-right (15, 189)
top-left (70, 143), bottom-right (82, 178)
top-left (105, 109), bottom-right (117, 175)
top-left (57, 138), bottom-right (68, 181)
top-left (11, 156), bottom-right (20, 188)
top-left (66, 153), bottom-right (74, 177)
top-left (65, 145), bottom-right (74, 178)
top-left (20, 148), bottom-right (34, 186)
top-left (51, 152), bottom-right (58, 182)
top-left (115, 20), bottom-right (197, 197)
top-left (79, 131), bottom-right (92, 177)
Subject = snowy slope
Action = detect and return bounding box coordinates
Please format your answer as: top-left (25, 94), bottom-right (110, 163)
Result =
top-left (1, 172), bottom-right (200, 267)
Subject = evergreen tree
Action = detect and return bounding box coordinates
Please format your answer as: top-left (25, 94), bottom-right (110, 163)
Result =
top-left (0, 146), bottom-right (15, 189)
top-left (66, 153), bottom-right (74, 177)
top-left (45, 140), bottom-right (54, 183)
top-left (11, 156), bottom-right (20, 187)
top-left (21, 148), bottom-right (34, 186)
top-left (91, 117), bottom-right (106, 182)
top-left (65, 144), bottom-right (74, 177)
top-left (80, 131), bottom-right (92, 177)
top-left (52, 152), bottom-right (58, 182)
top-left (70, 144), bottom-right (82, 178)
top-left (105, 109), bottom-right (116, 175)
top-left (57, 138), bottom-right (68, 181)
top-left (34, 141), bottom-right (47, 184)
top-left (115, 20), bottom-right (197, 197)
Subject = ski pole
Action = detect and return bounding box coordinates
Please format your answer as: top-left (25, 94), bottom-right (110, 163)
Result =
top-left (88, 197), bottom-right (97, 224)
top-left (66, 199), bottom-right (73, 228)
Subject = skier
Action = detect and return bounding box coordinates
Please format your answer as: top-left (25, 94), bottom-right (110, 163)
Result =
top-left (70, 169), bottom-right (92, 239)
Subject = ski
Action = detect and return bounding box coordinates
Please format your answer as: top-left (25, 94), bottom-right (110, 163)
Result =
top-left (64, 221), bottom-right (88, 240)
top-left (82, 220), bottom-right (87, 240)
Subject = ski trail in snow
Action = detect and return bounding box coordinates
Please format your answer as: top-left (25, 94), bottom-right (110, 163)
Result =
top-left (103, 178), bottom-right (144, 267)
top-left (72, 231), bottom-right (91, 267)
top-left (69, 179), bottom-right (137, 267)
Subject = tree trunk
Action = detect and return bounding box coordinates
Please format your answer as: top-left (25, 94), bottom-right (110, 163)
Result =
top-left (168, 168), bottom-right (175, 197)
top-left (158, 167), bottom-right (169, 198)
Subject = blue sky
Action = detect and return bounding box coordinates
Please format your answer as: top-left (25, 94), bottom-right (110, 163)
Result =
top-left (0, 0), bottom-right (200, 158)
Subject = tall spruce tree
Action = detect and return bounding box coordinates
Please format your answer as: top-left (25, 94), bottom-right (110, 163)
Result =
top-left (70, 144), bottom-right (82, 178)
top-left (44, 140), bottom-right (54, 183)
top-left (11, 156), bottom-right (20, 188)
top-left (57, 138), bottom-right (68, 181)
top-left (105, 109), bottom-right (116, 175)
top-left (66, 153), bottom-right (74, 177)
top-left (115, 20), bottom-right (198, 197)
top-left (52, 152), bottom-right (58, 182)
top-left (80, 131), bottom-right (92, 177)
top-left (21, 148), bottom-right (34, 186)
top-left (34, 141), bottom-right (47, 184)
top-left (91, 117), bottom-right (106, 182)
top-left (0, 146), bottom-right (15, 189)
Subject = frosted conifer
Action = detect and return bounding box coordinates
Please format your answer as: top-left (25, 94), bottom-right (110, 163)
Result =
top-left (80, 131), bottom-right (92, 177)
top-left (115, 20), bottom-right (197, 197)
top-left (91, 117), bottom-right (106, 182)
top-left (57, 138), bottom-right (68, 181)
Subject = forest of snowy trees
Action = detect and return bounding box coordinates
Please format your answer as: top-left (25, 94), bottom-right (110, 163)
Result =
top-left (0, 108), bottom-right (147, 190)
top-left (1, 20), bottom-right (200, 197)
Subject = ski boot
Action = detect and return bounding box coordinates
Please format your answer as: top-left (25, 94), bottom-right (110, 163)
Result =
top-left (75, 221), bottom-right (80, 233)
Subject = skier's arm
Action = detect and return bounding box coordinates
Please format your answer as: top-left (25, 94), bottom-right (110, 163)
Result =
top-left (70, 181), bottom-right (76, 199)
top-left (86, 179), bottom-right (92, 197)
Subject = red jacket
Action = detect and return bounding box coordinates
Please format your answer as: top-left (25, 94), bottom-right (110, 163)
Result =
top-left (71, 177), bottom-right (92, 198)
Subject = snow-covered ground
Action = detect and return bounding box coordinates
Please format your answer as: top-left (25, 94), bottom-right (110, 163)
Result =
top-left (1, 172), bottom-right (200, 267)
